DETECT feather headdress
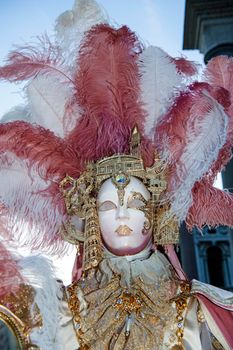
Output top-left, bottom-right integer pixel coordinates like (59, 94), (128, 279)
(1, 0), (233, 257)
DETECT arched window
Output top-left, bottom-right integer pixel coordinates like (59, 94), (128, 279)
(207, 245), (224, 288)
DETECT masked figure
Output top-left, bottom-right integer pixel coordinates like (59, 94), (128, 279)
(0, 1), (232, 349)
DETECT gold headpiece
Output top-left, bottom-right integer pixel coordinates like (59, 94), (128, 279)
(60, 127), (179, 270)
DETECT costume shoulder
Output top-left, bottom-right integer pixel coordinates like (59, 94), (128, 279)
(191, 279), (233, 350)
(191, 279), (233, 309)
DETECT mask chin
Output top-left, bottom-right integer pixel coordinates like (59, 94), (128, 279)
(102, 233), (152, 256)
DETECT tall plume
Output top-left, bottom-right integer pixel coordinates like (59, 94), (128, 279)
(156, 85), (228, 222)
(0, 36), (78, 137)
(68, 25), (145, 161)
(138, 46), (187, 139)
(204, 56), (233, 176)
(55, 0), (108, 66)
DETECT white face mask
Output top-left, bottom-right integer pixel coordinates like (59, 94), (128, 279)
(97, 176), (152, 256)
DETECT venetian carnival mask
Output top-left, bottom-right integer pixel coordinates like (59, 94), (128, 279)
(97, 176), (152, 256)
(60, 127), (180, 271)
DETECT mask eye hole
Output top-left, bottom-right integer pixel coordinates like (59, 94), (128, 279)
(98, 201), (117, 212)
(127, 198), (145, 210)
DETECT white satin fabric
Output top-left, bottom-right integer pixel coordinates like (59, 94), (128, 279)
(192, 279), (233, 350)
(192, 279), (233, 309)
(57, 287), (80, 350)
(182, 297), (217, 350)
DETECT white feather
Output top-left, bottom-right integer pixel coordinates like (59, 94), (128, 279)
(27, 74), (79, 137)
(0, 105), (32, 123)
(169, 95), (228, 221)
(2, 1), (108, 137)
(138, 46), (184, 139)
(55, 0), (108, 66)
(19, 255), (63, 349)
(0, 152), (66, 252)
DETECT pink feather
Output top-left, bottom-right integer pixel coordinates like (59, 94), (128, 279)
(0, 121), (79, 180)
(204, 56), (233, 176)
(156, 82), (230, 171)
(205, 56), (233, 99)
(186, 179), (233, 229)
(0, 242), (25, 298)
(0, 122), (81, 253)
(67, 25), (146, 162)
(0, 36), (72, 84)
(155, 83), (218, 166)
(171, 57), (198, 76)
(155, 82), (228, 221)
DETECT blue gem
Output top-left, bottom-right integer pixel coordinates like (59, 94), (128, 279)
(116, 174), (126, 183)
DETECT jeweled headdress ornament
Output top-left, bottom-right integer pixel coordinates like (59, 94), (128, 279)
(0, 0), (233, 268)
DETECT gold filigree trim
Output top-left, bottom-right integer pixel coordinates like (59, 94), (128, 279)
(0, 306), (40, 349)
(197, 303), (205, 323)
(171, 282), (191, 350)
(0, 284), (42, 350)
(66, 282), (89, 350)
(0, 284), (42, 332)
(113, 291), (142, 315)
(212, 337), (225, 350)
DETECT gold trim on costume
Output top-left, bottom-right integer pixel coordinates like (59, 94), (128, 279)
(171, 282), (191, 350)
(0, 284), (42, 349)
(66, 269), (180, 350)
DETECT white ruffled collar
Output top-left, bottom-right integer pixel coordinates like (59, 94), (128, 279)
(97, 245), (174, 288)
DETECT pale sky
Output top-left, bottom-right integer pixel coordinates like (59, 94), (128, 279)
(0, 0), (203, 117)
(0, 1), (222, 284)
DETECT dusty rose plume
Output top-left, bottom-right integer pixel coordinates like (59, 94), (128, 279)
(204, 56), (233, 176)
(68, 24), (146, 162)
(0, 242), (24, 298)
(187, 180), (233, 229)
(0, 121), (80, 254)
(0, 36), (69, 83)
(0, 121), (80, 181)
(172, 56), (198, 76)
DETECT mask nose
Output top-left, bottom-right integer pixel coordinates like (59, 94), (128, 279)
(115, 204), (129, 220)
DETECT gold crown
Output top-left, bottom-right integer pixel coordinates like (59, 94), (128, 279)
(60, 126), (167, 215)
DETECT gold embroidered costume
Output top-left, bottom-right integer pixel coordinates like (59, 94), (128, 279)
(0, 1), (232, 349)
